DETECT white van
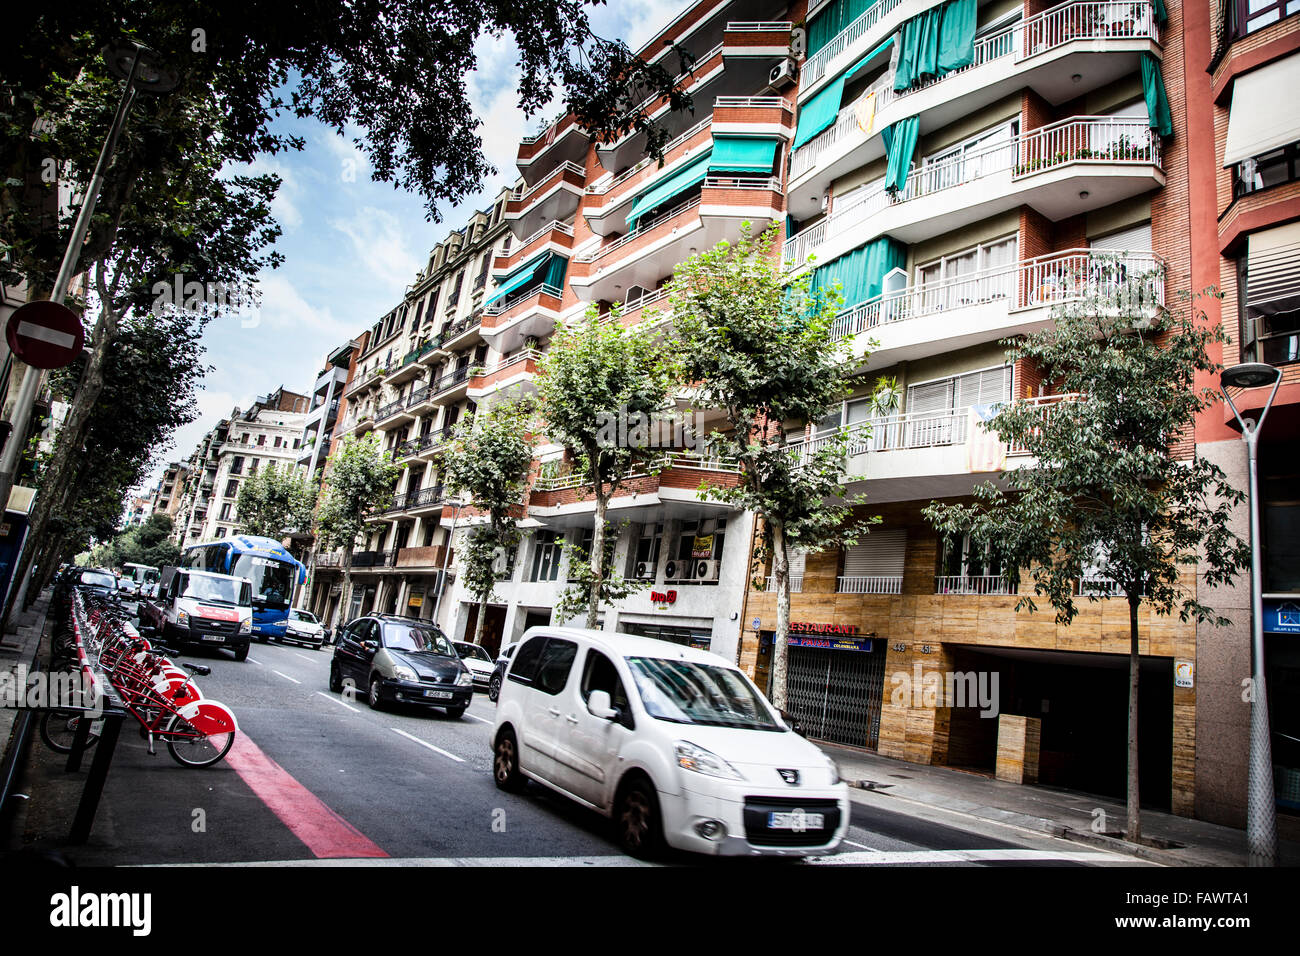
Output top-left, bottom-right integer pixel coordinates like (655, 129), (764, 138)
(491, 627), (848, 858)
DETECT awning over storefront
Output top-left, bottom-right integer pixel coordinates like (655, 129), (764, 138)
(709, 136), (779, 174)
(626, 150), (712, 229)
(1223, 52), (1300, 167)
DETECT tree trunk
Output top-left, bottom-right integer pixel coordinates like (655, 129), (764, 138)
(474, 587), (490, 645)
(770, 518), (791, 710)
(1126, 593), (1142, 843)
(340, 547), (354, 625)
(586, 479), (609, 631)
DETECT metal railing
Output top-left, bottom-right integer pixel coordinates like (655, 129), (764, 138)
(577, 197), (701, 264)
(725, 21), (793, 31)
(838, 575), (903, 594)
(1079, 576), (1124, 597)
(802, 0), (906, 87)
(785, 118), (1160, 270)
(714, 95), (787, 108)
(512, 219), (574, 252)
(825, 250), (1165, 342)
(585, 118), (712, 196)
(764, 574), (804, 592)
(405, 383), (431, 408)
(935, 575), (1016, 595)
(510, 162), (585, 202)
(532, 451), (741, 492)
(430, 365), (472, 396)
(472, 348), (542, 381)
(376, 399), (405, 422)
(484, 282), (563, 316)
(703, 174), (782, 191)
(597, 286), (672, 323)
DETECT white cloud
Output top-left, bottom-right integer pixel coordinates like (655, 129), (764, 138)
(327, 206), (424, 293)
(244, 155), (303, 231)
(316, 129), (371, 187)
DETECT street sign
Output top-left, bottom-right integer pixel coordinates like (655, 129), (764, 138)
(5, 301), (84, 370)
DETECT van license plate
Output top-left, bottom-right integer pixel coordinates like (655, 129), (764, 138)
(424, 690), (453, 699)
(201, 635), (225, 643)
(768, 811), (824, 830)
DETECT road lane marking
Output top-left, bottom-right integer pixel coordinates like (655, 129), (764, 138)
(317, 691), (359, 713)
(464, 713), (491, 724)
(810, 848), (1126, 865)
(222, 734), (387, 859)
(272, 669), (301, 684)
(247, 657), (263, 665)
(295, 653), (316, 662)
(390, 727), (465, 762)
(140, 855), (653, 867)
(843, 839), (876, 850)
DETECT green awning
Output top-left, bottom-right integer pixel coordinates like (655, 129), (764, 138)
(895, 0), (976, 92)
(709, 136), (779, 174)
(1153, 0), (1167, 25)
(938, 0), (977, 73)
(810, 236), (909, 311)
(792, 37), (894, 151)
(626, 150), (712, 230)
(485, 251), (560, 306)
(1141, 53), (1173, 138)
(881, 117), (920, 192)
(808, 0), (882, 59)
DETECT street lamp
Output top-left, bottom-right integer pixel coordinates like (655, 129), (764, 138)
(432, 500), (463, 625)
(1220, 361), (1283, 867)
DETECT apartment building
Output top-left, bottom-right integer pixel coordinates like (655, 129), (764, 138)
(735, 0), (1204, 815)
(1187, 1), (1300, 828)
(148, 462), (189, 521)
(298, 341), (358, 486)
(172, 387), (309, 544)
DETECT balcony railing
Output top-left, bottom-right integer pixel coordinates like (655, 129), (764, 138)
(764, 574), (804, 592)
(474, 348), (542, 380)
(513, 219), (574, 252)
(597, 286), (672, 323)
(785, 118), (1160, 270)
(802, 0), (906, 87)
(838, 574), (903, 594)
(792, 1), (1160, 178)
(703, 174), (782, 191)
(935, 575), (1016, 595)
(713, 95), (787, 108)
(428, 365), (472, 396)
(376, 399), (405, 422)
(510, 162), (585, 202)
(725, 21), (793, 31)
(585, 118), (712, 196)
(405, 383), (431, 408)
(826, 250), (1165, 342)
(1079, 576), (1123, 597)
(484, 282), (563, 316)
(577, 197), (702, 264)
(533, 451), (741, 492)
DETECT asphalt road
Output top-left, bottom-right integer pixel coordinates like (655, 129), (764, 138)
(8, 637), (1144, 867)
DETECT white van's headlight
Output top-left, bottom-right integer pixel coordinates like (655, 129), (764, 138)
(676, 742), (744, 780)
(239, 618), (251, 634)
(826, 756), (842, 786)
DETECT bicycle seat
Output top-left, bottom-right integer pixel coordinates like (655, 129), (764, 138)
(182, 663), (211, 676)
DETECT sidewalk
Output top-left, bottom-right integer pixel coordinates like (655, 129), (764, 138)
(818, 740), (1300, 867)
(0, 591), (53, 811)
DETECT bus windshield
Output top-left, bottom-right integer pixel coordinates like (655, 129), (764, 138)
(231, 554), (295, 609)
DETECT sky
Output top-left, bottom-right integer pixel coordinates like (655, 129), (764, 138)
(143, 0), (685, 493)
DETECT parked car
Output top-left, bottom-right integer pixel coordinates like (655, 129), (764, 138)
(490, 627), (848, 859)
(280, 608), (326, 649)
(487, 642), (518, 702)
(453, 640), (496, 690)
(139, 567), (254, 661)
(53, 567), (119, 618)
(328, 615), (473, 717)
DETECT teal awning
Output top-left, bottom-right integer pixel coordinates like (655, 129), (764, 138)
(626, 151), (712, 230)
(808, 0), (882, 58)
(485, 251), (564, 306)
(881, 117), (920, 192)
(792, 37), (894, 151)
(1153, 0), (1167, 25)
(810, 236), (909, 311)
(1141, 53), (1173, 138)
(894, 0), (976, 92)
(709, 136), (779, 174)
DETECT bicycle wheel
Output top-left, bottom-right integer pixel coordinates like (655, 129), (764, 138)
(163, 712), (235, 768)
(39, 710), (100, 754)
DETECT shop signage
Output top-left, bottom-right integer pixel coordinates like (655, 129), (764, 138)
(789, 635), (875, 653)
(789, 621), (857, 635)
(752, 617), (761, 630)
(1264, 600), (1300, 634)
(650, 589), (677, 605)
(1174, 659), (1194, 688)
(691, 535), (714, 559)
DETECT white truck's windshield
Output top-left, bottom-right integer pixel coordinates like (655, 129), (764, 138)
(180, 573), (251, 607)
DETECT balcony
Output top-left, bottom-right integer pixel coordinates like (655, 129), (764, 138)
(516, 114), (589, 187)
(345, 367), (384, 398)
(396, 545), (454, 570)
(505, 162), (586, 239)
(387, 339), (439, 385)
(828, 249), (1165, 370)
(527, 452), (742, 519)
(436, 313), (482, 354)
(935, 574), (1017, 595)
(763, 574), (804, 593)
(428, 365), (472, 404)
(406, 484), (447, 515)
(467, 349), (542, 401)
(481, 282), (565, 353)
(404, 382), (432, 416)
(375, 397), (410, 428)
(721, 21), (794, 59)
(785, 394), (1081, 503)
(397, 426), (456, 461)
(492, 220), (575, 275)
(570, 175), (782, 303)
(789, 1), (1163, 219)
(711, 95), (796, 139)
(785, 117), (1163, 276)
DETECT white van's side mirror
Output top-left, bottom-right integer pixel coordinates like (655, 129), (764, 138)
(587, 690), (617, 720)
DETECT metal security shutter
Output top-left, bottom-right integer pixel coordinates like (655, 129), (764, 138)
(786, 646), (888, 748)
(1247, 221), (1300, 318)
(1090, 222), (1152, 252)
(955, 366), (1012, 407)
(842, 528), (906, 575)
(787, 549), (807, 577)
(907, 379), (954, 414)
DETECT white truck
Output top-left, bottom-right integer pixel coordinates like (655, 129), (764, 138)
(141, 567), (255, 661)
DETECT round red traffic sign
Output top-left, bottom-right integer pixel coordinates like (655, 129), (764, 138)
(5, 300), (85, 370)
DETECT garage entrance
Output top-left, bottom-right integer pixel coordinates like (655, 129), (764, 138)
(784, 639), (887, 749)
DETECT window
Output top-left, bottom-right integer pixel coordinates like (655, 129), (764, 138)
(529, 531), (563, 581)
(219, 503), (232, 521)
(533, 638), (578, 696)
(224, 479), (239, 498)
(627, 523), (662, 580)
(567, 528), (595, 582)
(915, 236), (1017, 313)
(938, 534), (1011, 593)
(257, 434), (266, 446)
(274, 436), (282, 448)
(1239, 222), (1300, 367)
(581, 650), (633, 728)
(920, 121), (1018, 193)
(230, 456), (244, 475)
(508, 635), (548, 684)
(215, 527), (227, 538)
(248, 458), (259, 474)
(448, 271), (464, 304)
(667, 517), (726, 583)
(1234, 142), (1300, 198)
(474, 252), (491, 291)
(1231, 0), (1300, 37)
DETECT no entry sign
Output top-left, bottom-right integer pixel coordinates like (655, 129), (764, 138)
(5, 300), (85, 369)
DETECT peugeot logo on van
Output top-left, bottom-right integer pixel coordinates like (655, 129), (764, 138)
(778, 768), (800, 785)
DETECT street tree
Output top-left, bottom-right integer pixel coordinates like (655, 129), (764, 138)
(922, 276), (1250, 844)
(536, 309), (679, 628)
(235, 463), (317, 540)
(443, 400), (536, 645)
(668, 223), (900, 709)
(314, 433), (400, 625)
(92, 513), (181, 570)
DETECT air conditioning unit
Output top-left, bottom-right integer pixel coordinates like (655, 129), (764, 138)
(664, 560), (679, 579)
(635, 561), (655, 580)
(694, 559), (718, 580)
(769, 58), (798, 89)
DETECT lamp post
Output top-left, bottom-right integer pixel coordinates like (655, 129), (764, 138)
(1219, 361), (1283, 867)
(432, 500), (463, 626)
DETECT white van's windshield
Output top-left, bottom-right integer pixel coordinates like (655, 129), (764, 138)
(180, 573), (251, 607)
(625, 657), (784, 731)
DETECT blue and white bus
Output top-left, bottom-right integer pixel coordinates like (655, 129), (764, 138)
(182, 534), (306, 641)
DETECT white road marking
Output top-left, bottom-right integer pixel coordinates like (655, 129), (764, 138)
(842, 839), (876, 851)
(295, 653), (315, 663)
(272, 669), (301, 684)
(464, 713), (491, 724)
(247, 657), (262, 665)
(390, 727), (465, 762)
(811, 848), (1127, 865)
(316, 691), (359, 713)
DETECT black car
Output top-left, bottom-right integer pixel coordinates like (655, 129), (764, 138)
(52, 566), (119, 614)
(328, 614), (474, 717)
(486, 641), (519, 702)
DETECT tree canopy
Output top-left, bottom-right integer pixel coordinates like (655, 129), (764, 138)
(235, 462), (316, 539)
